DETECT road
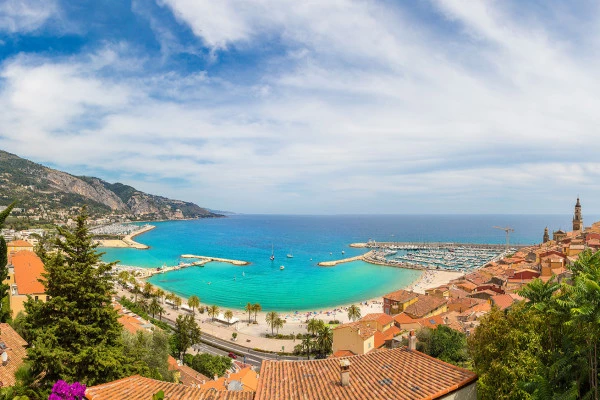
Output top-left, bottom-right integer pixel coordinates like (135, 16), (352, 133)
(162, 316), (305, 368)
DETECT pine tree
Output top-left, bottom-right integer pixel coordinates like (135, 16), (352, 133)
(0, 201), (16, 322)
(23, 207), (128, 388)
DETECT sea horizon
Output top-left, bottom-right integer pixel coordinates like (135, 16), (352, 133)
(102, 213), (594, 311)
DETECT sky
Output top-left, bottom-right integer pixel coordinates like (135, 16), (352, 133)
(0, 0), (599, 214)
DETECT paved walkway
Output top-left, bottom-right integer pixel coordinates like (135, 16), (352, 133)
(115, 286), (297, 353)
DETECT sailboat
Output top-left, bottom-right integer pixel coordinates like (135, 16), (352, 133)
(286, 250), (294, 258)
(270, 243), (275, 261)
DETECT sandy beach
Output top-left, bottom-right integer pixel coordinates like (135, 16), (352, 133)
(97, 225), (155, 249)
(128, 268), (460, 335)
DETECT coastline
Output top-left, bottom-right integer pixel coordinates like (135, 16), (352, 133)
(138, 266), (460, 317)
(96, 224), (155, 249)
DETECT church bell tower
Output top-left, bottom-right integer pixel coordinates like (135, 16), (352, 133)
(573, 197), (583, 232)
(543, 227), (549, 243)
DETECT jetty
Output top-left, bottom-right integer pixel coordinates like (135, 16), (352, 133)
(318, 251), (373, 267)
(181, 254), (250, 266)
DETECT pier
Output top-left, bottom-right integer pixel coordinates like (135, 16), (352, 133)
(180, 254), (250, 266)
(317, 251), (373, 266)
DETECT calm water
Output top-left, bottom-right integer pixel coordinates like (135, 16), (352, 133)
(101, 214), (584, 311)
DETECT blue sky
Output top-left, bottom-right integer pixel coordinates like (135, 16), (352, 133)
(1, 0), (599, 214)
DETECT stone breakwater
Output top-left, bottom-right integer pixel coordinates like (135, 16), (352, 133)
(317, 251), (373, 266)
(180, 254), (250, 266)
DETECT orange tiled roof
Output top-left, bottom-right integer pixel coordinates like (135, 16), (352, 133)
(85, 375), (254, 400)
(331, 350), (356, 358)
(360, 313), (394, 326)
(374, 325), (401, 347)
(334, 322), (377, 340)
(254, 348), (477, 400)
(168, 357), (210, 387)
(11, 251), (45, 294)
(118, 314), (149, 334)
(393, 312), (416, 325)
(383, 289), (419, 303)
(200, 367), (258, 392)
(6, 240), (33, 248)
(0, 323), (28, 387)
(404, 296), (447, 319)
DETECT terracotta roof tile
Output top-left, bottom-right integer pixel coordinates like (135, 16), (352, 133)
(6, 240), (33, 247)
(404, 296), (447, 319)
(333, 322), (377, 340)
(85, 375), (254, 400)
(0, 323), (28, 387)
(383, 289), (419, 303)
(254, 348), (477, 400)
(360, 313), (394, 326)
(491, 294), (514, 310)
(11, 251), (45, 294)
(331, 350), (356, 358)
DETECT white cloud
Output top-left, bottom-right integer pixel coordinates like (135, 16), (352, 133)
(1, 1), (600, 213)
(0, 0), (59, 33)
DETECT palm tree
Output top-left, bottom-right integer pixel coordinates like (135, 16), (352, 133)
(518, 277), (559, 307)
(307, 318), (322, 337)
(117, 270), (130, 287)
(149, 297), (161, 318)
(347, 304), (361, 322)
(302, 337), (312, 359)
(136, 297), (148, 313)
(165, 293), (175, 308)
(188, 295), (201, 315)
(266, 311), (280, 335)
(245, 303), (253, 323)
(143, 282), (154, 298)
(253, 303), (262, 323)
(316, 326), (333, 356)
(274, 317), (285, 334)
(132, 281), (141, 303)
(174, 296), (182, 310)
(224, 310), (234, 324)
(208, 305), (220, 321)
(157, 304), (165, 321)
(155, 288), (165, 303)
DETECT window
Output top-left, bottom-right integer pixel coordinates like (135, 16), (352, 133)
(46, 296), (50, 301)
(35, 296), (38, 301)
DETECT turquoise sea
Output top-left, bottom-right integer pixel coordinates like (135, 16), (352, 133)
(101, 214), (586, 311)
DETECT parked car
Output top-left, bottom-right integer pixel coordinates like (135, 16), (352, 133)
(228, 352), (238, 359)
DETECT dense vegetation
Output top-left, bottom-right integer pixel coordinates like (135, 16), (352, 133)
(0, 202), (16, 322)
(469, 250), (600, 400)
(0, 209), (182, 399)
(183, 353), (233, 378)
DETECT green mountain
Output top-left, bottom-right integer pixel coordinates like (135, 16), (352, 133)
(0, 149), (220, 220)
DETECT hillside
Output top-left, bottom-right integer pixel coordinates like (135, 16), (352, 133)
(0, 149), (220, 221)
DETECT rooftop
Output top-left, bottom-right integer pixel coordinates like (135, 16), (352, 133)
(0, 323), (28, 387)
(85, 375), (254, 400)
(359, 313), (394, 326)
(404, 296), (448, 319)
(254, 347), (477, 400)
(383, 289), (419, 303)
(11, 251), (45, 294)
(6, 240), (33, 248)
(334, 322), (377, 340)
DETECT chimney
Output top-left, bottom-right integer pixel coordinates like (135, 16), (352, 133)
(408, 330), (417, 351)
(214, 374), (218, 381)
(340, 359), (351, 387)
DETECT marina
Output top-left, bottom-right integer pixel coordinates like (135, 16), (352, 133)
(362, 243), (510, 272)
